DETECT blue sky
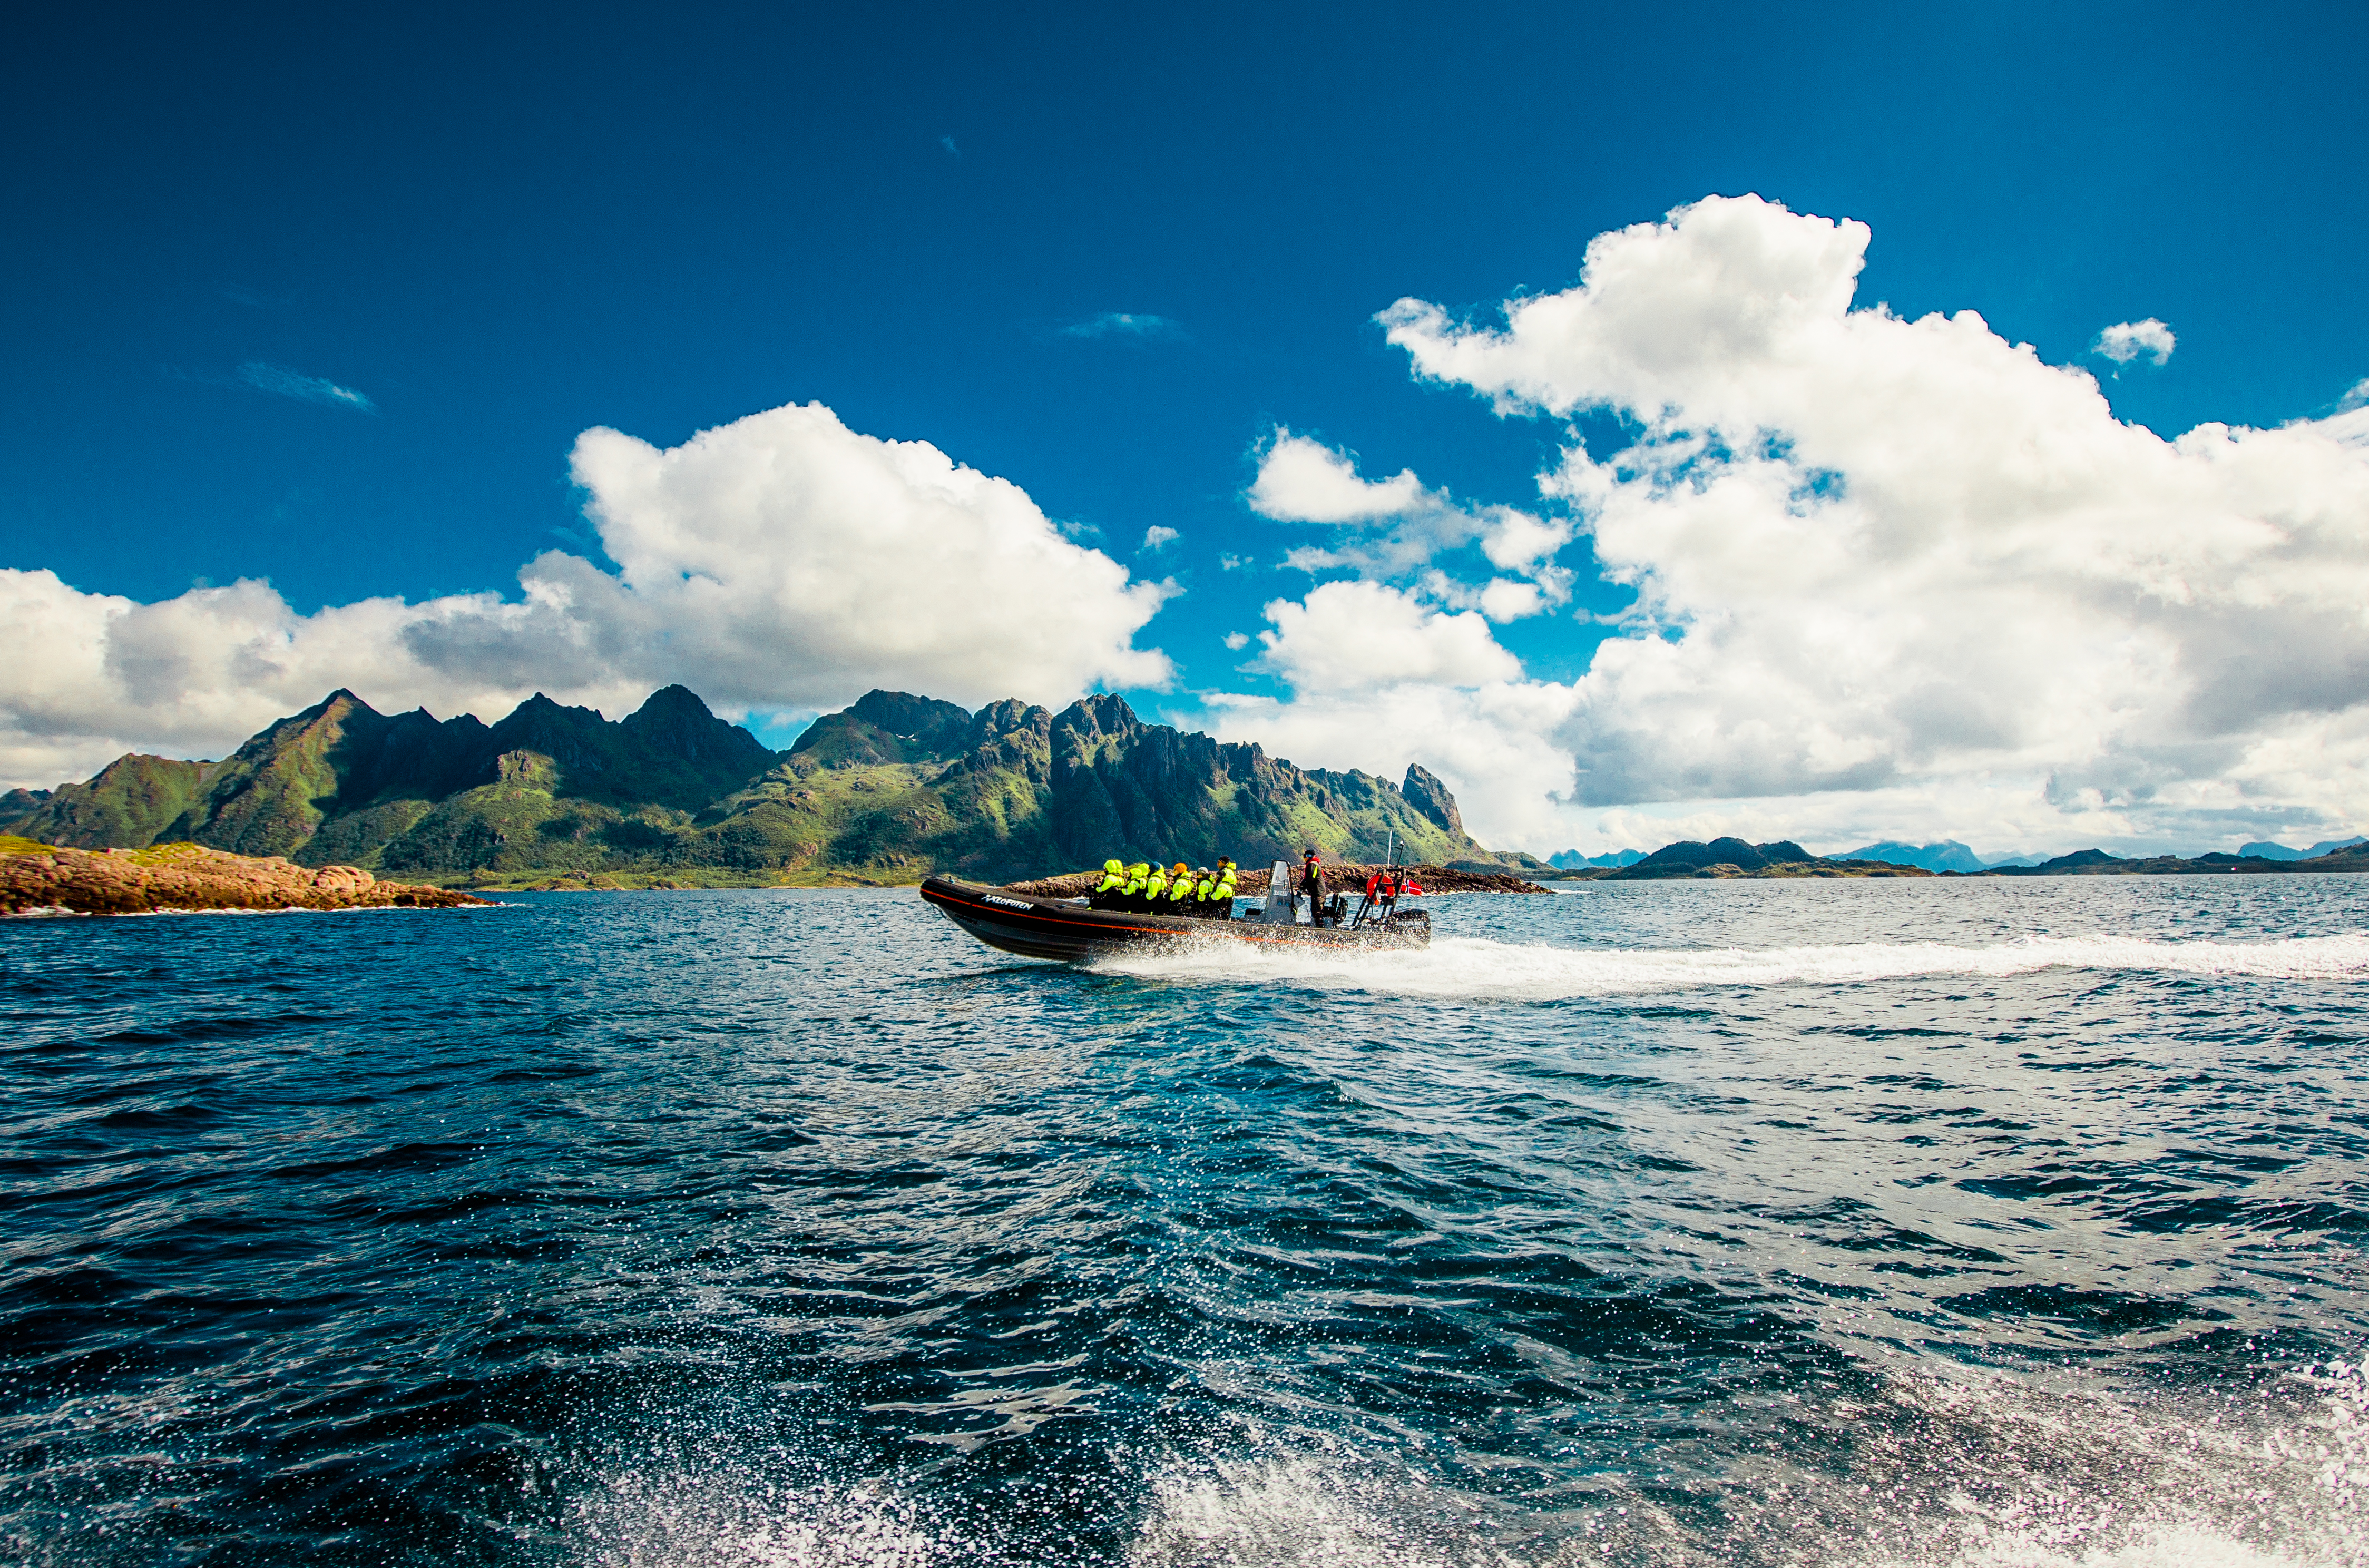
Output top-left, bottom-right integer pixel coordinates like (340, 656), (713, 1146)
(4, 1), (2366, 855)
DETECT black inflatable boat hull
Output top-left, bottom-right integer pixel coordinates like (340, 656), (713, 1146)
(918, 876), (1430, 963)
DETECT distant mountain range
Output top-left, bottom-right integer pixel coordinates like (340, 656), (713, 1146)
(1978, 844), (2369, 876)
(1570, 839), (1934, 879)
(11, 690), (2356, 891)
(1544, 837), (2369, 880)
(1551, 836), (2366, 876)
(2238, 837), (2366, 861)
(1548, 848), (1644, 869)
(1833, 840), (2030, 873)
(0, 687), (1536, 888)
(1551, 839), (2008, 873)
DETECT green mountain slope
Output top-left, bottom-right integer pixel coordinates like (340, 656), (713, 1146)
(4, 685), (1524, 887)
(0, 755), (220, 848)
(700, 689), (1502, 884)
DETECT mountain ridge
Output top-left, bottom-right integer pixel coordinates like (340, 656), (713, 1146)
(0, 686), (1529, 888)
(1543, 838), (2369, 880)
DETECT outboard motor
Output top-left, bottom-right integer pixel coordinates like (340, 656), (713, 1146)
(1261, 861), (1298, 924)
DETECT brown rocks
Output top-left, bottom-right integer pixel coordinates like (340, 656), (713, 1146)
(1002, 870), (1105, 898)
(0, 837), (490, 916)
(1319, 864), (1551, 895)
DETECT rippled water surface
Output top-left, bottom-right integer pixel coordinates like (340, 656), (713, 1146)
(5, 878), (2368, 1566)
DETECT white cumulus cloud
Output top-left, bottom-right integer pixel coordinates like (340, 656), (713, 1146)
(1207, 194), (2369, 856)
(1248, 432), (1434, 523)
(1202, 581), (1578, 846)
(1246, 432), (1573, 619)
(1208, 677), (1582, 849)
(2093, 318), (2177, 366)
(1255, 580), (1522, 693)
(0, 401), (1174, 788)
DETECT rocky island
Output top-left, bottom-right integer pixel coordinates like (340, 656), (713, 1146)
(0, 837), (489, 916)
(1552, 838), (1934, 879)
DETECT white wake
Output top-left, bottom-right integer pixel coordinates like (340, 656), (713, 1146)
(1089, 932), (2369, 999)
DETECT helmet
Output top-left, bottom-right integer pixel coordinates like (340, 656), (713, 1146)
(1104, 858), (1122, 872)
(1195, 867), (1210, 878)
(1173, 861), (1190, 875)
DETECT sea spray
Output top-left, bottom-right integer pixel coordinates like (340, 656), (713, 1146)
(1091, 932), (2369, 999)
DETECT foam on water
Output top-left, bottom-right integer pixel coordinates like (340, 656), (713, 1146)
(567, 1471), (954, 1568)
(1113, 1360), (2369, 1568)
(552, 1362), (2369, 1568)
(1090, 932), (2369, 999)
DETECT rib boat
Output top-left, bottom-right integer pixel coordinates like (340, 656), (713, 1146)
(919, 864), (1431, 963)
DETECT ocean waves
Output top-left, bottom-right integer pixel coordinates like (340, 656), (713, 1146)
(3, 880), (2366, 1565)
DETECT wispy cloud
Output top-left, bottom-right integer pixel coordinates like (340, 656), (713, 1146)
(1060, 311), (1184, 341)
(1141, 525), (1179, 551)
(236, 361), (377, 413)
(2339, 378), (2369, 414)
(2092, 318), (2175, 367)
(940, 134), (960, 158)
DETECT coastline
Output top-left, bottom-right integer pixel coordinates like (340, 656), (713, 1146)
(1, 837), (490, 916)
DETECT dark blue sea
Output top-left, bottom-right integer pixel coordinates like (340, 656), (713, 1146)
(6, 879), (2368, 1567)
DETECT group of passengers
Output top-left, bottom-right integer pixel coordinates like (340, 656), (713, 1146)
(1087, 857), (1239, 917)
(1080, 848), (1415, 925)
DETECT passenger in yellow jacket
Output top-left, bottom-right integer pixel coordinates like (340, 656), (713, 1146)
(1164, 862), (1197, 912)
(1090, 859), (1127, 908)
(1140, 864), (1169, 912)
(1206, 863), (1237, 917)
(1190, 869), (1216, 918)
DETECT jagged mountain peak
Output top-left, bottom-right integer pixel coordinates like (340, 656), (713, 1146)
(793, 690), (972, 767)
(1058, 693), (1140, 731)
(620, 686), (774, 773)
(846, 689), (972, 741)
(1402, 765), (1463, 837)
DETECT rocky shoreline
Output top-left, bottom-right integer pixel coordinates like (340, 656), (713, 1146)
(0, 837), (490, 916)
